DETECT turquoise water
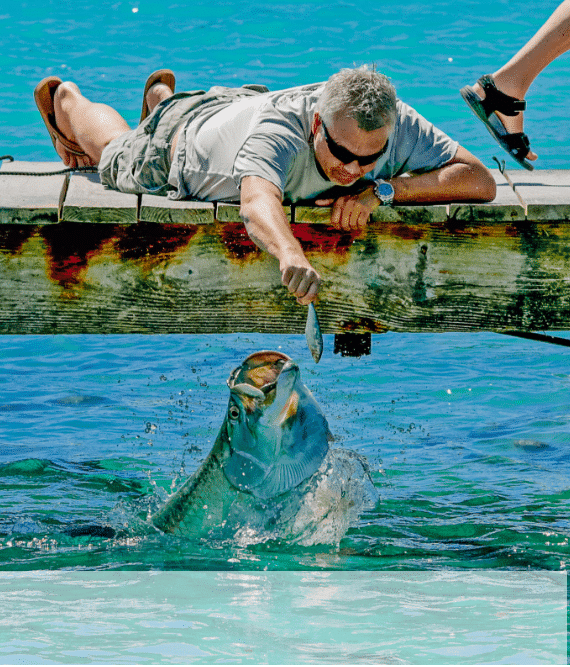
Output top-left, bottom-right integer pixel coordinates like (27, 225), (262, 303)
(1, 0), (569, 662)
(0, 333), (568, 662)
(1, 331), (570, 572)
(0, 571), (566, 664)
(1, 330), (570, 572)
(3, 0), (570, 168)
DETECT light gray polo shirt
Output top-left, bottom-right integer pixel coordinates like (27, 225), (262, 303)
(168, 82), (459, 203)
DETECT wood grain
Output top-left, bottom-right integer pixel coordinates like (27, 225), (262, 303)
(1, 217), (570, 334)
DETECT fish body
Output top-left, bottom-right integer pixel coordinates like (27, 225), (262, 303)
(152, 351), (377, 545)
(305, 303), (323, 363)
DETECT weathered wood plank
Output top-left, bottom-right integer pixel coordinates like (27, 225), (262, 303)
(61, 172), (138, 223)
(449, 172), (526, 222)
(2, 217), (570, 334)
(295, 202), (449, 225)
(140, 195), (215, 224)
(217, 202), (292, 222)
(371, 202), (448, 224)
(0, 161), (67, 224)
(509, 169), (570, 221)
(295, 170), (521, 224)
(3, 165), (566, 226)
(4, 163), (570, 336)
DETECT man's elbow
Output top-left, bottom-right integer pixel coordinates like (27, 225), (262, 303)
(469, 164), (497, 202)
(451, 147), (497, 202)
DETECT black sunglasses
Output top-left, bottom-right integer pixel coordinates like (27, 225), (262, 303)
(321, 121), (388, 166)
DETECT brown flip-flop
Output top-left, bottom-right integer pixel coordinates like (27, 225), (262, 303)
(34, 76), (86, 158)
(140, 69), (176, 123)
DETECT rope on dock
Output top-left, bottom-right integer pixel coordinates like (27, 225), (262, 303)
(0, 154), (97, 176)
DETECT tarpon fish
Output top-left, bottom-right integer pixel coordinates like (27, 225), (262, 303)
(152, 350), (377, 546)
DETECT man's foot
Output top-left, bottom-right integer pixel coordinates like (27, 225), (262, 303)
(471, 74), (538, 162)
(460, 73), (537, 170)
(140, 69), (176, 123)
(146, 83), (175, 112)
(34, 77), (95, 169)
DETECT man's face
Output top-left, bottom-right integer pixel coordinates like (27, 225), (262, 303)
(312, 112), (391, 186)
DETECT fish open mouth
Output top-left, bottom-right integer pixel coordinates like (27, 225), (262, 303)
(227, 350), (291, 400)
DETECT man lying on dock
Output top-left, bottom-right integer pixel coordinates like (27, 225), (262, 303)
(34, 66), (496, 304)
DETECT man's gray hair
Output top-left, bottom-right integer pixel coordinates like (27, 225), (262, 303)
(316, 65), (397, 131)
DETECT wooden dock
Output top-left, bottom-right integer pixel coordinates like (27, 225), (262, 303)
(2, 159), (570, 339)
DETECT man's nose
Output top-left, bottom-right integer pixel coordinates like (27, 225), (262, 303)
(344, 160), (362, 176)
(344, 160), (372, 179)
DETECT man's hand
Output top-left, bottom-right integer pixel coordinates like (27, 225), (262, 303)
(315, 187), (379, 232)
(281, 261), (321, 305)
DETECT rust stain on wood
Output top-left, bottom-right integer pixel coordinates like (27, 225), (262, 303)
(216, 221), (360, 263)
(217, 221), (260, 261)
(39, 222), (200, 287)
(0, 225), (37, 254)
(2, 214), (570, 335)
(291, 223), (359, 254)
(115, 222), (199, 261)
(42, 223), (117, 287)
(383, 223), (425, 241)
(339, 317), (389, 333)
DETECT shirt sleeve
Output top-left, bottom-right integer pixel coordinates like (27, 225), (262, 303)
(232, 107), (309, 194)
(383, 101), (459, 178)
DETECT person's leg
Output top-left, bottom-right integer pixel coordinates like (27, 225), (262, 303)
(139, 70), (175, 123)
(470, 0), (570, 160)
(493, 0), (570, 99)
(53, 82), (130, 168)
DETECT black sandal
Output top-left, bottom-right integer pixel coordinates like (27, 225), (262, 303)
(460, 74), (534, 171)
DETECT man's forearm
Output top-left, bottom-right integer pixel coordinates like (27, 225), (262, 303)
(390, 161), (496, 204)
(239, 175), (321, 304)
(389, 147), (496, 204)
(240, 191), (305, 265)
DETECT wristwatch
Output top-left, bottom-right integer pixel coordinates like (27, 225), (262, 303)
(372, 178), (395, 206)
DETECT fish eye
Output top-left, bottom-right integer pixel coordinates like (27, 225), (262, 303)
(228, 405), (240, 420)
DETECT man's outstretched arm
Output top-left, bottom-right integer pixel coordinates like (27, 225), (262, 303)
(239, 175), (321, 305)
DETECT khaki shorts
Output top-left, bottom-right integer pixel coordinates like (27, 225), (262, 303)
(99, 85), (270, 197)
(99, 90), (208, 196)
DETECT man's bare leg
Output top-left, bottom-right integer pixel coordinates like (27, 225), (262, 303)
(53, 82), (130, 169)
(469, 0), (570, 161)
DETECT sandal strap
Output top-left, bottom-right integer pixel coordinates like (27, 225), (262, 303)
(47, 116), (85, 156)
(478, 74), (526, 116)
(502, 131), (531, 160)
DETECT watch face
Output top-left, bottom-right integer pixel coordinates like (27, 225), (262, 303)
(377, 182), (393, 197)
